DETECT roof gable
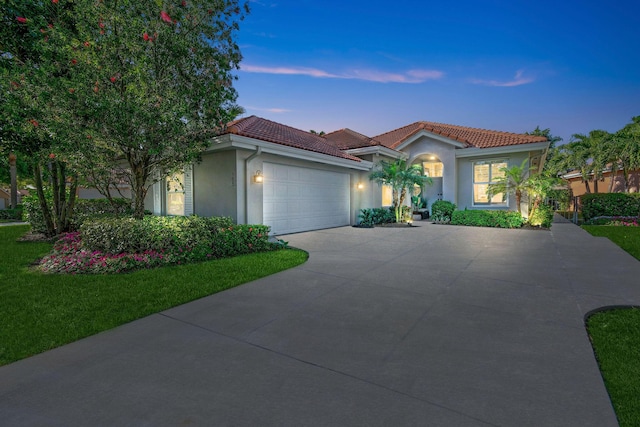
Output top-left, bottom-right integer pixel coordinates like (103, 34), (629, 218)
(225, 116), (361, 162)
(323, 128), (384, 150)
(373, 121), (548, 150)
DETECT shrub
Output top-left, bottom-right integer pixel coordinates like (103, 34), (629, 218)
(42, 216), (275, 274)
(357, 209), (375, 227)
(451, 209), (524, 228)
(528, 203), (554, 228)
(584, 216), (640, 226)
(81, 215), (235, 254)
(70, 198), (133, 229)
(581, 193), (640, 222)
(0, 207), (23, 221)
(22, 191), (52, 233)
(358, 207), (397, 226)
(431, 200), (456, 222)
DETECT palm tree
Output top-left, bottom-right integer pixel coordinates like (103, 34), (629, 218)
(487, 159), (532, 215)
(558, 135), (595, 193)
(369, 159), (432, 223)
(611, 117), (640, 192)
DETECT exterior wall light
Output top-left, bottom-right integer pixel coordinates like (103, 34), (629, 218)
(253, 170), (263, 183)
(356, 182), (364, 190)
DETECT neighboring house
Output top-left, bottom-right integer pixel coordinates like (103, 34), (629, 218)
(563, 167), (640, 198)
(0, 189), (9, 210)
(147, 116), (549, 235)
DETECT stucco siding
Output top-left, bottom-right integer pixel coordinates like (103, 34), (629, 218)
(456, 152), (530, 212)
(193, 150), (238, 220)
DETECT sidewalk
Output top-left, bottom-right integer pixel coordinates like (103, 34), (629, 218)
(0, 219), (638, 426)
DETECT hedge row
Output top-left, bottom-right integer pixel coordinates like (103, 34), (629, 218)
(450, 209), (525, 228)
(23, 193), (133, 233)
(581, 193), (640, 222)
(0, 208), (23, 221)
(80, 215), (273, 258)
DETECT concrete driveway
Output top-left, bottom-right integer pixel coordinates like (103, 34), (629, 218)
(1, 219), (639, 426)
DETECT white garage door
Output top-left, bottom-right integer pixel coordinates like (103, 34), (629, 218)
(263, 163), (350, 235)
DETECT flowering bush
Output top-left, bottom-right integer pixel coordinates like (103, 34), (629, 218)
(585, 216), (640, 227)
(40, 217), (279, 274)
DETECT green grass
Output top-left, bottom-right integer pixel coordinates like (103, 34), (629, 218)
(582, 225), (640, 260)
(0, 225), (308, 366)
(582, 224), (640, 424)
(588, 308), (640, 426)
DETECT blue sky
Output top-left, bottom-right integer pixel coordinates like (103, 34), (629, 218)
(234, 0), (640, 143)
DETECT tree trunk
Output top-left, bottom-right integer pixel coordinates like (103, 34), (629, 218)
(593, 178), (599, 193)
(132, 163), (148, 219)
(608, 165), (618, 193)
(8, 152), (18, 208)
(584, 180), (591, 194)
(515, 190), (522, 215)
(33, 162), (56, 236)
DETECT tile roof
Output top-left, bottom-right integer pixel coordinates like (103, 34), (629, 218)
(373, 121), (549, 149)
(323, 128), (384, 150)
(225, 116), (362, 162)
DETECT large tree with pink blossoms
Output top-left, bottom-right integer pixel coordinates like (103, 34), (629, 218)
(2, 0), (248, 226)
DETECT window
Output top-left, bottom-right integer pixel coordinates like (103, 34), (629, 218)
(166, 172), (185, 215)
(382, 184), (393, 206)
(422, 161), (443, 178)
(473, 160), (507, 205)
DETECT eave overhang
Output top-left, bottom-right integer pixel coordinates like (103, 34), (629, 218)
(455, 141), (550, 159)
(209, 134), (373, 171)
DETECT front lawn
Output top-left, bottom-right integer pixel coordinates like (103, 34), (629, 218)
(582, 225), (640, 260)
(0, 225), (307, 366)
(587, 308), (640, 427)
(582, 224), (640, 425)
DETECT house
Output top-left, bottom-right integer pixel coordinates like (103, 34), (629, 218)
(563, 167), (640, 197)
(0, 189), (9, 210)
(147, 116), (550, 235)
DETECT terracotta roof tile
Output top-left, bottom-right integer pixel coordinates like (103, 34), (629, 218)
(373, 121), (548, 149)
(323, 128), (384, 150)
(225, 116), (362, 162)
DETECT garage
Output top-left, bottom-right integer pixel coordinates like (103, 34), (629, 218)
(263, 162), (351, 235)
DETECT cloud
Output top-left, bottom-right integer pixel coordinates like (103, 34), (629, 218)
(470, 69), (535, 87)
(241, 64), (444, 84)
(245, 105), (292, 113)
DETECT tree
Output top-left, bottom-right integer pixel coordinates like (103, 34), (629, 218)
(369, 159), (432, 223)
(2, 0), (248, 227)
(610, 117), (640, 192)
(526, 126), (562, 150)
(1, 0), (81, 235)
(66, 0), (248, 218)
(487, 159), (532, 215)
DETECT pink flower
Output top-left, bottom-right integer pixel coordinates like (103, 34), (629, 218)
(30, 119), (39, 127)
(110, 76), (117, 83)
(17, 17), (27, 23)
(71, 58), (77, 65)
(160, 10), (173, 23)
(52, 0), (58, 3)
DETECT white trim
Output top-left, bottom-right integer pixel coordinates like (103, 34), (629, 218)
(344, 146), (406, 159)
(394, 130), (468, 151)
(471, 159), (509, 207)
(456, 141), (549, 158)
(209, 134), (373, 171)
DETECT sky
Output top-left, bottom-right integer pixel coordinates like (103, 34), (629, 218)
(233, 0), (640, 144)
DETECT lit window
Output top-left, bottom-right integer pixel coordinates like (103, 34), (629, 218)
(422, 161), (443, 178)
(166, 172), (185, 215)
(382, 184), (393, 206)
(473, 160), (507, 205)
